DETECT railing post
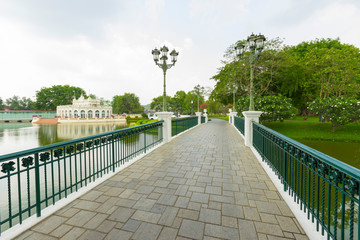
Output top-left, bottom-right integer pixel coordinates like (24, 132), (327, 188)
(34, 153), (41, 217)
(156, 112), (173, 143)
(195, 112), (201, 125)
(112, 134), (115, 172)
(242, 111), (262, 147)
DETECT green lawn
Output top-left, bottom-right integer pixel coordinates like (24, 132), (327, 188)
(263, 116), (360, 142)
(208, 115), (229, 121)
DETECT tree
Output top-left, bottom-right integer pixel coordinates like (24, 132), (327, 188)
(150, 95), (173, 112)
(193, 84), (206, 112)
(5, 96), (35, 110)
(0, 97), (3, 110)
(112, 93), (144, 114)
(35, 85), (86, 110)
(308, 97), (360, 132)
(236, 95), (297, 122)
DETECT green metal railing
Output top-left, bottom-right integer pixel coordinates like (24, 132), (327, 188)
(171, 117), (198, 136)
(0, 111), (56, 120)
(234, 116), (244, 135)
(252, 122), (359, 240)
(0, 121), (163, 235)
(201, 116), (205, 124)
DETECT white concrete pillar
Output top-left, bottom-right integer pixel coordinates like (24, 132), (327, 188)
(228, 109), (232, 124)
(242, 111), (262, 147)
(156, 112), (173, 143)
(204, 109), (208, 123)
(195, 112), (202, 125)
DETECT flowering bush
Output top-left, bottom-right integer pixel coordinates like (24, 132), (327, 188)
(32, 115), (38, 118)
(235, 95), (297, 122)
(308, 97), (360, 132)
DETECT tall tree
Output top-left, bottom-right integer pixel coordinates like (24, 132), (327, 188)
(0, 97), (4, 110)
(193, 84), (206, 112)
(5, 96), (35, 110)
(112, 93), (144, 114)
(35, 85), (86, 110)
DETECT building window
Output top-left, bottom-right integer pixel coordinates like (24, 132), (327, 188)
(88, 110), (93, 118)
(80, 110), (85, 118)
(95, 110), (100, 118)
(102, 110), (105, 118)
(74, 110), (78, 118)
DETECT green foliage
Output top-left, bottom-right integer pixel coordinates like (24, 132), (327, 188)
(35, 85), (86, 110)
(308, 97), (360, 132)
(235, 95), (296, 122)
(0, 97), (3, 110)
(150, 89), (205, 114)
(112, 93), (144, 114)
(141, 113), (148, 119)
(135, 119), (157, 126)
(211, 37), (360, 115)
(5, 95), (35, 110)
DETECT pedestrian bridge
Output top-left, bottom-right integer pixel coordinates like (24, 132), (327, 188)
(0, 116), (358, 239)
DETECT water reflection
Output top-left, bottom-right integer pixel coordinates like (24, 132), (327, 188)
(0, 122), (128, 155)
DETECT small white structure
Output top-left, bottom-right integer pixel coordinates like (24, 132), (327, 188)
(56, 95), (112, 119)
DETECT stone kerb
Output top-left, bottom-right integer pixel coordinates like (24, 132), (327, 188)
(242, 111), (262, 147)
(156, 112), (173, 143)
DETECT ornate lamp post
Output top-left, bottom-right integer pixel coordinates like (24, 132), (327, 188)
(235, 33), (266, 111)
(191, 100), (193, 115)
(232, 84), (238, 112)
(152, 46), (179, 112)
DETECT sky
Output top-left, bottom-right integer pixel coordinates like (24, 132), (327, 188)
(0, 0), (359, 105)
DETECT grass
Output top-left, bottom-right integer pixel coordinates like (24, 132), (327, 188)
(208, 114), (229, 121)
(263, 116), (360, 142)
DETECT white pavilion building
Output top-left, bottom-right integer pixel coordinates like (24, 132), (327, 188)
(56, 96), (112, 119)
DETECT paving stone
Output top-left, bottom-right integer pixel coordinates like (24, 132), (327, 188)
(104, 229), (132, 240)
(177, 209), (199, 220)
(158, 227), (178, 240)
(151, 204), (167, 213)
(136, 185), (155, 194)
(204, 224), (239, 240)
(260, 213), (278, 224)
(115, 199), (136, 208)
(131, 210), (161, 223)
(238, 219), (257, 240)
(19, 232), (57, 240)
(256, 200), (282, 215)
(108, 207), (135, 222)
(255, 222), (284, 237)
(199, 208), (221, 225)
(83, 213), (109, 229)
(222, 203), (244, 218)
(187, 201), (201, 210)
(190, 192), (209, 204)
(132, 222), (162, 240)
(205, 186), (222, 195)
(243, 206), (261, 221)
(66, 210), (97, 227)
(60, 227), (86, 240)
(96, 220), (117, 233)
(157, 194), (177, 205)
(49, 224), (72, 238)
(121, 219), (141, 232)
(178, 219), (204, 240)
(276, 216), (301, 233)
(175, 196), (190, 208)
(55, 207), (80, 218)
(78, 230), (106, 240)
(132, 198), (157, 211)
(32, 215), (67, 234)
(175, 185), (189, 196)
(81, 190), (104, 201)
(222, 216), (238, 228)
(158, 206), (179, 226)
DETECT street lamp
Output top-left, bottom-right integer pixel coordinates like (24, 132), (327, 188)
(235, 33), (266, 111)
(152, 45), (179, 112)
(191, 100), (193, 115)
(232, 84), (238, 112)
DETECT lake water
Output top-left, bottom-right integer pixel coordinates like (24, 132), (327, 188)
(0, 122), (129, 156)
(297, 139), (360, 170)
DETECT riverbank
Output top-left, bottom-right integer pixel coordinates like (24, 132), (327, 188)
(264, 116), (360, 142)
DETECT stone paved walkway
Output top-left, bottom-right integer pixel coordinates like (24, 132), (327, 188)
(15, 119), (308, 240)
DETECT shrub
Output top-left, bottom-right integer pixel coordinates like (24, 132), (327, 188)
(308, 97), (360, 132)
(235, 95), (297, 122)
(141, 113), (148, 119)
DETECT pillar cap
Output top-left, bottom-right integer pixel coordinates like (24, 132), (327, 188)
(242, 111), (262, 117)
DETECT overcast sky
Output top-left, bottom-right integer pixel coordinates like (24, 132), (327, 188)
(0, 0), (359, 105)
